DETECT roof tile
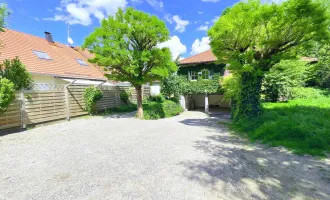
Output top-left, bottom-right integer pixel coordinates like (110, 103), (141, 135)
(180, 50), (216, 65)
(0, 29), (106, 80)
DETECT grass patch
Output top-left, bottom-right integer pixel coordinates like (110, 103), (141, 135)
(143, 100), (183, 120)
(231, 98), (330, 157)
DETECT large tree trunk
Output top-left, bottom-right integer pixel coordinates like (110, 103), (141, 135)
(233, 72), (263, 121)
(135, 85), (143, 119)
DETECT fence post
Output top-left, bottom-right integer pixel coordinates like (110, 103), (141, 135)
(64, 85), (70, 121)
(20, 90), (26, 129)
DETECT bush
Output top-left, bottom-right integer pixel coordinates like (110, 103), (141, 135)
(83, 86), (103, 114)
(231, 98), (330, 157)
(101, 103), (136, 115)
(290, 87), (329, 99)
(120, 90), (130, 104)
(162, 100), (184, 118)
(0, 78), (15, 113)
(161, 75), (187, 101)
(0, 57), (33, 90)
(262, 60), (307, 102)
(147, 94), (165, 103)
(143, 100), (183, 120)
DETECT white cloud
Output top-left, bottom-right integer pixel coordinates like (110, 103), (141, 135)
(191, 37), (210, 55)
(44, 0), (127, 26)
(34, 17), (40, 21)
(261, 0), (285, 4)
(145, 0), (164, 11)
(172, 15), (189, 33)
(164, 14), (172, 24)
(197, 25), (208, 31)
(198, 11), (203, 14)
(201, 0), (220, 2)
(158, 36), (187, 60)
(212, 16), (219, 23)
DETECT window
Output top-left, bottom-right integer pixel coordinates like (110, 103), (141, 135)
(32, 50), (52, 60)
(201, 70), (210, 79)
(76, 59), (88, 66)
(191, 71), (198, 80)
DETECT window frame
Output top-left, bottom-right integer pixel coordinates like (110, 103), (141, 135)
(201, 69), (210, 80)
(191, 71), (198, 81)
(32, 50), (52, 60)
(76, 58), (88, 66)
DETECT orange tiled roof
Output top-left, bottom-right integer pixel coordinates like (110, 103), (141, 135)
(180, 50), (217, 65)
(0, 29), (106, 80)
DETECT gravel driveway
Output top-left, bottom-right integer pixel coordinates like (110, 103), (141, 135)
(0, 111), (329, 200)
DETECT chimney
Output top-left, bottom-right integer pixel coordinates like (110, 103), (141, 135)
(44, 31), (54, 43)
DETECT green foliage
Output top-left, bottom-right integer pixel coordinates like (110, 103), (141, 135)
(290, 87), (329, 99)
(221, 74), (240, 101)
(147, 94), (165, 103)
(263, 60), (307, 102)
(0, 78), (15, 113)
(0, 3), (9, 32)
(83, 8), (176, 118)
(209, 0), (329, 121)
(0, 58), (33, 90)
(119, 90), (130, 104)
(83, 86), (103, 114)
(101, 103), (137, 115)
(143, 100), (183, 120)
(161, 74), (187, 100)
(231, 98), (330, 157)
(184, 74), (222, 95)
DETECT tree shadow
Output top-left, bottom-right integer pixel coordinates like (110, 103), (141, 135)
(179, 117), (330, 199)
(101, 111), (137, 119)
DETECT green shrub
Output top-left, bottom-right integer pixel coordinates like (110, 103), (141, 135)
(161, 75), (187, 100)
(290, 87), (329, 99)
(143, 102), (164, 120)
(143, 100), (183, 120)
(147, 94), (166, 103)
(0, 57), (33, 90)
(162, 100), (184, 118)
(0, 78), (15, 113)
(231, 98), (330, 157)
(83, 86), (103, 114)
(101, 103), (137, 115)
(185, 74), (222, 95)
(120, 90), (130, 104)
(262, 60), (307, 102)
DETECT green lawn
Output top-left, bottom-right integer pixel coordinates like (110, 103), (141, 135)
(231, 98), (330, 157)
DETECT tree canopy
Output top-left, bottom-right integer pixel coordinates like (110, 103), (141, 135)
(209, 0), (330, 121)
(83, 8), (176, 118)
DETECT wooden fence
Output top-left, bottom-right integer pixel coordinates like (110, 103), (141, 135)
(0, 84), (150, 130)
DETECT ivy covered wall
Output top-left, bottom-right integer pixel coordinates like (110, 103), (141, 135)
(178, 63), (226, 77)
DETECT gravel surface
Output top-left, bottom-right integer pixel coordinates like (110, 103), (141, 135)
(0, 111), (330, 200)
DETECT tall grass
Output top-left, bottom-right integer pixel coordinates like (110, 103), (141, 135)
(232, 98), (330, 157)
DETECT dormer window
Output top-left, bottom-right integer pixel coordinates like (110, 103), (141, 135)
(32, 50), (52, 60)
(76, 59), (88, 66)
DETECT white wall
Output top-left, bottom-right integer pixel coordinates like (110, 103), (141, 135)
(32, 75), (69, 85)
(150, 82), (161, 96)
(187, 94), (231, 109)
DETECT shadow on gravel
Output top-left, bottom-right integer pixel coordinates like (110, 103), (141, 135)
(102, 112), (136, 119)
(179, 117), (330, 200)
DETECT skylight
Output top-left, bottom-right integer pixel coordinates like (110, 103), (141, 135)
(32, 50), (52, 60)
(76, 59), (88, 66)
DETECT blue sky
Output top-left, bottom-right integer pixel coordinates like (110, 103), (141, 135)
(7, 0), (241, 59)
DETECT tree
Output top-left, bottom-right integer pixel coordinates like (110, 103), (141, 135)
(0, 57), (33, 90)
(83, 8), (176, 118)
(209, 0), (330, 121)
